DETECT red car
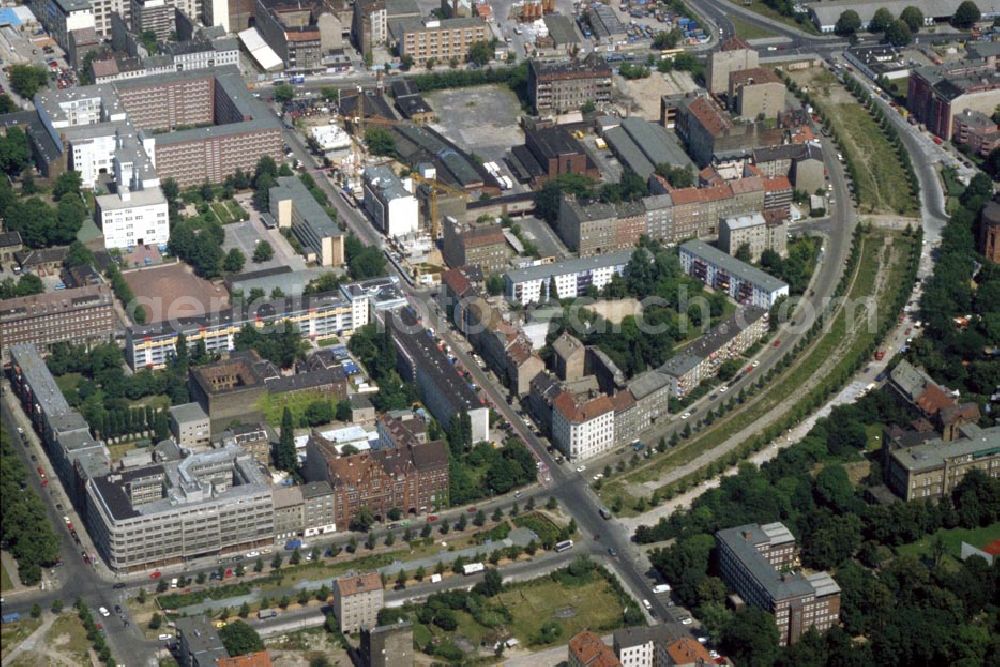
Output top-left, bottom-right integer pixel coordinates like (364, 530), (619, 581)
(149, 571), (162, 580)
(773, 339), (781, 347)
(466, 507), (477, 514)
(427, 515), (439, 523)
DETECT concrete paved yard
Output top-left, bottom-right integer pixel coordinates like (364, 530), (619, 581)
(426, 85), (525, 165)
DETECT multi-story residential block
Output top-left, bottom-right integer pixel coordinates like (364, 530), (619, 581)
(441, 216), (508, 274)
(675, 94), (784, 166)
(363, 165), (420, 238)
(174, 615), (229, 667)
(509, 125), (599, 187)
(752, 143), (825, 196)
(301, 480), (338, 536)
(0, 231), (23, 265)
(33, 0), (97, 52)
(504, 249), (634, 304)
(680, 239), (789, 308)
(555, 196), (642, 257)
(95, 185), (169, 250)
(129, 0), (174, 42)
(707, 37), (759, 94)
(273, 485), (305, 539)
(763, 175), (793, 220)
(552, 332), (586, 382)
(642, 194), (674, 242)
(648, 176), (765, 243)
(269, 175), (345, 266)
(456, 294), (545, 397)
(307, 431), (449, 528)
(390, 306), (490, 443)
(719, 213), (788, 261)
(624, 369), (671, 437)
(953, 108), (1000, 157)
(203, 0), (257, 34)
(361, 622), (414, 667)
(221, 423), (271, 465)
(0, 284), (116, 358)
(333, 571), (384, 633)
(981, 199), (1000, 263)
(885, 423), (1000, 501)
(716, 522), (841, 645)
(86, 444), (276, 571)
(729, 67), (784, 119)
(391, 16), (488, 66)
(8, 344), (111, 513)
(126, 290), (361, 370)
(93, 36), (241, 83)
(527, 57), (613, 115)
(552, 390), (615, 461)
(168, 402), (210, 450)
(908, 61), (1000, 141)
(568, 630), (622, 667)
(351, 0), (419, 56)
(254, 0), (323, 71)
(612, 625), (676, 667)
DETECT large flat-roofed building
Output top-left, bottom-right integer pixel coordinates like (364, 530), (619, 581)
(729, 66), (785, 119)
(363, 165), (419, 238)
(86, 444), (275, 571)
(254, 0), (323, 71)
(361, 622), (414, 667)
(0, 284), (116, 358)
(333, 571), (384, 633)
(509, 125), (599, 188)
(126, 291), (361, 370)
(441, 216), (508, 274)
(390, 307), (490, 443)
(601, 116), (695, 181)
(707, 37), (759, 95)
(390, 16), (488, 66)
(33, 0), (96, 51)
(555, 196), (643, 257)
(33, 67), (282, 188)
(806, 0), (986, 34)
(8, 344), (111, 512)
(269, 175), (345, 266)
(679, 239), (789, 308)
(885, 424), (1000, 501)
(174, 615), (229, 667)
(95, 186), (170, 250)
(719, 213), (787, 261)
(527, 58), (613, 115)
(307, 430), (449, 529)
(504, 248), (633, 304)
(716, 522), (841, 645)
(908, 61), (1000, 141)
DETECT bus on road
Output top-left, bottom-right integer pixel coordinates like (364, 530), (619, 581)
(555, 540), (574, 553)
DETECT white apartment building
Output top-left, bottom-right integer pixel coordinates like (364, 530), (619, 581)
(95, 186), (169, 249)
(363, 165), (419, 238)
(503, 249), (634, 305)
(612, 626), (674, 667)
(718, 213), (788, 262)
(552, 391), (615, 461)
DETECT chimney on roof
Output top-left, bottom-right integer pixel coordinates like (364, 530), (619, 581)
(741, 530), (751, 540)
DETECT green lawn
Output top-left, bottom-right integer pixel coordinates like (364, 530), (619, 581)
(896, 524), (1000, 560)
(0, 559), (13, 592)
(255, 390), (332, 427)
(225, 200), (249, 221)
(211, 202), (234, 224)
(730, 0), (820, 35)
(797, 70), (918, 216)
(0, 617), (41, 655)
(315, 337), (340, 347)
(730, 14), (778, 40)
(54, 372), (83, 395)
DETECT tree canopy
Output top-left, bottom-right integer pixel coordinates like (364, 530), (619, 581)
(953, 1), (981, 28)
(218, 621), (264, 656)
(8, 65), (49, 99)
(835, 10), (862, 36)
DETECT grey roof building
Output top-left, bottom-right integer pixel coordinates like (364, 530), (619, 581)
(270, 175), (345, 267)
(174, 616), (228, 666)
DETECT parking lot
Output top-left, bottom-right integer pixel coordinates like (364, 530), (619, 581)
(222, 217), (307, 275)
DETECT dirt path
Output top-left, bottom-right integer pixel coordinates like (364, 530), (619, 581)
(1, 613), (55, 667)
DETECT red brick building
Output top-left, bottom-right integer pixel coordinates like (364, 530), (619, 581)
(307, 431), (449, 528)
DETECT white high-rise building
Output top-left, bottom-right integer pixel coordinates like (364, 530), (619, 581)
(362, 165), (419, 238)
(95, 186), (169, 249)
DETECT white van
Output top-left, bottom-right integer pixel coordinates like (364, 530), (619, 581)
(653, 584), (671, 594)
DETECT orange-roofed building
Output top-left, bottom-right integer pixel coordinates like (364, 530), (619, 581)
(552, 391), (616, 461)
(333, 571), (384, 632)
(763, 175), (793, 220)
(569, 631), (622, 667)
(217, 652), (273, 667)
(665, 637), (714, 666)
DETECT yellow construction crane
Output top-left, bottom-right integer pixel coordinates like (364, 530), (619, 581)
(410, 172), (470, 240)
